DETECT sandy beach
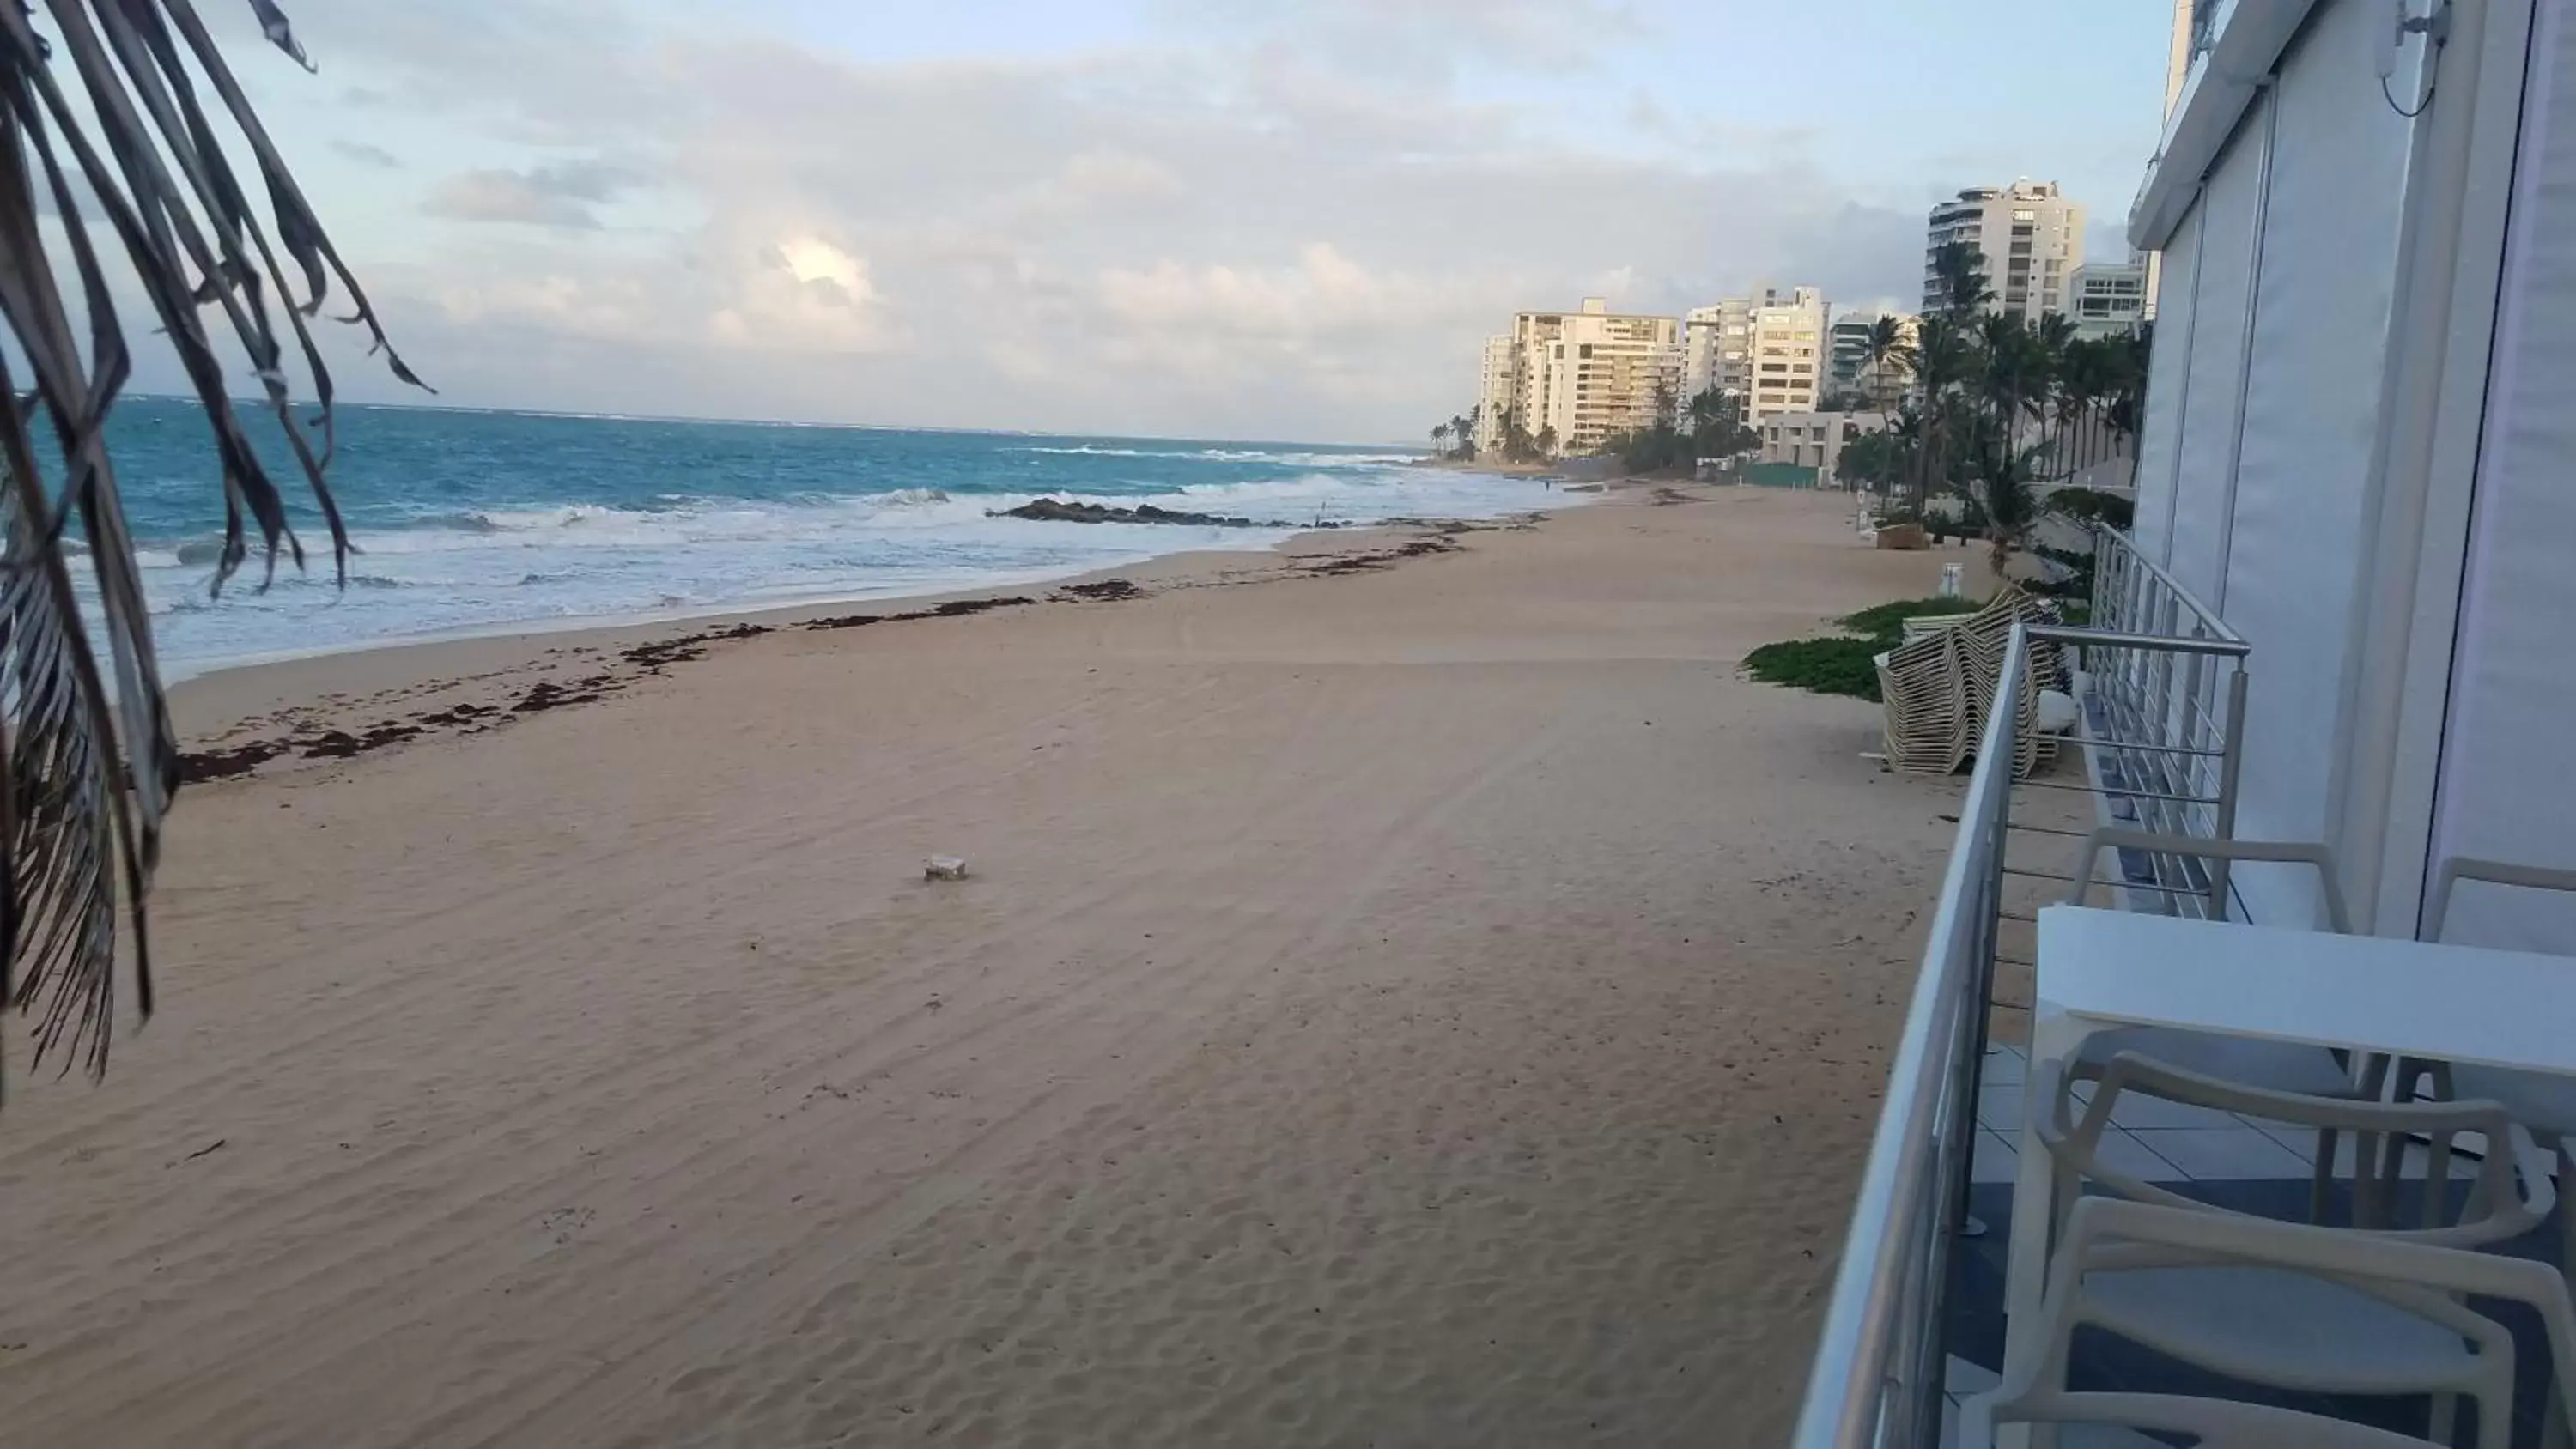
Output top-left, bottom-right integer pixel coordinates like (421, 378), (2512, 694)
(0, 484), (1989, 1447)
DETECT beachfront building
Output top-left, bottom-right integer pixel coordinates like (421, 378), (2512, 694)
(1826, 309), (1918, 407)
(1497, 299), (1684, 456)
(1743, 287), (1829, 421)
(2065, 259), (2150, 338)
(1923, 180), (2086, 321)
(1474, 333), (1514, 453)
(1801, 0), (2576, 1439)
(1681, 299), (1749, 402)
(1756, 409), (1887, 489)
(1669, 282), (1814, 409)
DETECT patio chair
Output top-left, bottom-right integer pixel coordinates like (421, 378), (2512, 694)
(2384, 858), (2576, 1280)
(1878, 628), (1967, 775)
(1898, 610), (1977, 643)
(2061, 829), (2397, 1222)
(2036, 1050), (2554, 1252)
(1963, 1197), (2576, 1449)
(1957, 585), (2066, 775)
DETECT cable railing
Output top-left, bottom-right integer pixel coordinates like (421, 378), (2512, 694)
(1793, 592), (2256, 1448)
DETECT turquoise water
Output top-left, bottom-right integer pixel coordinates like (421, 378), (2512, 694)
(76, 400), (1559, 674)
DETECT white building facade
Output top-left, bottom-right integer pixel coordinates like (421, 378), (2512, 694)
(1474, 334), (1514, 452)
(2125, 0), (2576, 951)
(1758, 409), (1889, 489)
(2066, 261), (2149, 337)
(1923, 181), (2087, 320)
(1744, 287), (1829, 420)
(1492, 300), (1683, 456)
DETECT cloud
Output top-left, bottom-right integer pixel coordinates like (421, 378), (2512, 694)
(171, 0), (1933, 439)
(1163, 0), (1649, 70)
(423, 159), (643, 229)
(330, 139), (404, 169)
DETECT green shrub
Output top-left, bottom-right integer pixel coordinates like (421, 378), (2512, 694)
(1744, 636), (1885, 701)
(1745, 594), (1994, 702)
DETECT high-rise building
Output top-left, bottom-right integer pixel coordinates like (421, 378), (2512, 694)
(1487, 299), (1683, 457)
(1474, 334), (1514, 452)
(1685, 285), (1832, 408)
(1923, 181), (2086, 321)
(1546, 299), (1683, 453)
(2066, 262), (2148, 338)
(1682, 300), (1749, 403)
(1742, 287), (1828, 421)
(1826, 309), (1918, 409)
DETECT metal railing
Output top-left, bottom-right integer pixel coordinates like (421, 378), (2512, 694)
(1793, 591), (2257, 1447)
(2074, 527), (2251, 919)
(1791, 623), (2031, 1449)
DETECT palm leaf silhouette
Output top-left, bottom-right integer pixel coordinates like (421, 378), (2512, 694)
(0, 1), (422, 1094)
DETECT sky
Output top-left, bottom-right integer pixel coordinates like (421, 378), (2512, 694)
(128, 0), (2178, 442)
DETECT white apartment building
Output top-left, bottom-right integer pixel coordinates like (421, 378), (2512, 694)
(1681, 299), (1749, 402)
(1686, 286), (1828, 411)
(1744, 287), (1829, 420)
(1474, 334), (1514, 452)
(1493, 300), (1683, 456)
(2066, 260), (2150, 337)
(1922, 180), (2087, 320)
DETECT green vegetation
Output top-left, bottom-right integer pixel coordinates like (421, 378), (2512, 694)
(1744, 636), (1885, 700)
(1602, 382), (1758, 475)
(1744, 596), (1986, 701)
(1867, 243), (2152, 575)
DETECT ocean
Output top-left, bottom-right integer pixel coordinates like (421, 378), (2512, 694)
(70, 400), (1562, 677)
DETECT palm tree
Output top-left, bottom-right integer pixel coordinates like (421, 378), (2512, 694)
(1431, 421), (1451, 458)
(1899, 314), (1974, 517)
(1930, 240), (1994, 318)
(0, 1), (426, 1083)
(1862, 314), (1911, 415)
(1978, 439), (2050, 578)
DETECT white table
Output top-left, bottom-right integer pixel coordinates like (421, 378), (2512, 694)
(2008, 904), (2576, 1343)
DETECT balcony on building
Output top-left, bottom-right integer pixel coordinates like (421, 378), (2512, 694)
(1795, 2), (2576, 1443)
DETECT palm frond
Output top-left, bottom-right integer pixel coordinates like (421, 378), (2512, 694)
(0, 1), (422, 1095)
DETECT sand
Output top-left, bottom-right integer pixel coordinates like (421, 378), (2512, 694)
(0, 484), (1991, 1447)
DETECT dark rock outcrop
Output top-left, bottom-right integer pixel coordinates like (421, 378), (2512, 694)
(992, 500), (1287, 529)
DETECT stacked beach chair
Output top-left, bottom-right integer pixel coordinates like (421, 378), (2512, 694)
(1879, 585), (2066, 779)
(1877, 628), (1969, 774)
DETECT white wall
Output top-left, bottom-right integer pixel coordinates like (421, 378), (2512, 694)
(2164, 100), (2267, 606)
(2427, 0), (2576, 953)
(2129, 209), (2198, 560)
(2215, 0), (2415, 927)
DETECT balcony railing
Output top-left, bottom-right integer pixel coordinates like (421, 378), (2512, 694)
(1792, 537), (2256, 1446)
(2078, 527), (2250, 918)
(1790, 621), (2035, 1449)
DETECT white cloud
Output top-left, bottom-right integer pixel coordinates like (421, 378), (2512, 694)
(183, 0), (1926, 439)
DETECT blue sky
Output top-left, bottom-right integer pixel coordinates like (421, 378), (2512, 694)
(143, 0), (2176, 440)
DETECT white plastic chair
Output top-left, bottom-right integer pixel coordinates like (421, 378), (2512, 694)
(1965, 1197), (2576, 1449)
(2389, 858), (2576, 1276)
(2038, 1050), (2554, 1250)
(2064, 830), (2391, 1220)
